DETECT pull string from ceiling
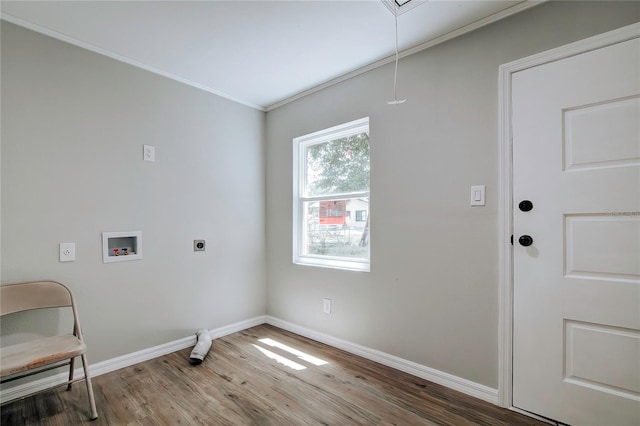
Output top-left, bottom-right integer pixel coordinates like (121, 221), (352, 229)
(387, 12), (406, 105)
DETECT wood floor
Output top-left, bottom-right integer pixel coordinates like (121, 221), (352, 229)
(1, 324), (544, 425)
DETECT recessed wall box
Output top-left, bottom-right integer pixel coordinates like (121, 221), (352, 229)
(102, 231), (142, 263)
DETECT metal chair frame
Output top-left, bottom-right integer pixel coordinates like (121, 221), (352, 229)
(0, 280), (98, 420)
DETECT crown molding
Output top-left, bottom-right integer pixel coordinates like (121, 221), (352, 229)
(265, 0), (545, 111)
(1, 1), (545, 113)
(0, 12), (266, 112)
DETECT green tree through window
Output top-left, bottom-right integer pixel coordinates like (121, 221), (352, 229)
(306, 133), (370, 196)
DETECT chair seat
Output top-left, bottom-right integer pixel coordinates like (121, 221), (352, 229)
(0, 334), (87, 377)
(1, 281), (98, 419)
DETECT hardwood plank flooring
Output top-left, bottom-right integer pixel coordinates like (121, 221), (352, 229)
(1, 324), (544, 425)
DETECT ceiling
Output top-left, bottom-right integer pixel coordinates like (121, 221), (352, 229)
(1, 1), (540, 111)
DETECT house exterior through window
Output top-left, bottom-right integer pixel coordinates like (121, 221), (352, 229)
(293, 117), (370, 271)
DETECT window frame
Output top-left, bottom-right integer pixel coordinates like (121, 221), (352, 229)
(355, 210), (367, 222)
(292, 117), (370, 272)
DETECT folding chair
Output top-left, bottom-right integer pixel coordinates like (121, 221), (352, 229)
(0, 280), (98, 420)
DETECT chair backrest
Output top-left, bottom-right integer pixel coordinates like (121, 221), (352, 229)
(0, 280), (97, 420)
(0, 281), (74, 317)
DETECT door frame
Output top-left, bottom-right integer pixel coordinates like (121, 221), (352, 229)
(497, 22), (640, 411)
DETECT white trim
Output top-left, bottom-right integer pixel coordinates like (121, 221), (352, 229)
(293, 117), (371, 272)
(0, 315), (266, 404)
(207, 316), (266, 340)
(0, 13), (265, 112)
(295, 117), (370, 147)
(2, 314), (500, 407)
(266, 1), (545, 111)
(294, 256), (370, 273)
(497, 22), (640, 409)
(266, 316), (499, 404)
(2, 2), (542, 113)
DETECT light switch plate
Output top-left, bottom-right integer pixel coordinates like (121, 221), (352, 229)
(60, 242), (76, 262)
(470, 185), (485, 206)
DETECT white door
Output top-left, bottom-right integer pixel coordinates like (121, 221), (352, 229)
(512, 37), (640, 425)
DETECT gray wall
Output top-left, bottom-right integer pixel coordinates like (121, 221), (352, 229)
(1, 22), (267, 362)
(2, 0), (638, 394)
(265, 1), (639, 389)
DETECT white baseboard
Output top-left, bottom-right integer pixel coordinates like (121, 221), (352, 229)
(0, 315), (266, 404)
(2, 314), (498, 407)
(265, 315), (499, 405)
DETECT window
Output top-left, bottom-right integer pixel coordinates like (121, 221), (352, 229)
(293, 117), (370, 271)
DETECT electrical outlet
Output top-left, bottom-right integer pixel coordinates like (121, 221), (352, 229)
(194, 240), (206, 252)
(323, 298), (332, 314)
(143, 144), (155, 162)
(59, 242), (76, 262)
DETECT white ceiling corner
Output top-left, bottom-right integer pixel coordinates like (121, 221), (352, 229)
(0, 1), (543, 111)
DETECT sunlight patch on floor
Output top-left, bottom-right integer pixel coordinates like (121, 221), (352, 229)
(252, 344), (306, 370)
(258, 338), (329, 366)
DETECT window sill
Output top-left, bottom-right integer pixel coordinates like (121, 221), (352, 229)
(294, 256), (370, 272)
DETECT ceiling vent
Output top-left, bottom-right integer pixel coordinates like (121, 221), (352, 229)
(381, 0), (426, 16)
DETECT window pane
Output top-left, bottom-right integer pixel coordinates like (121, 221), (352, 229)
(302, 197), (369, 260)
(305, 132), (369, 197)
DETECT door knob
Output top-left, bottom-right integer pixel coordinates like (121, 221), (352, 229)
(519, 200), (533, 212)
(519, 235), (534, 247)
